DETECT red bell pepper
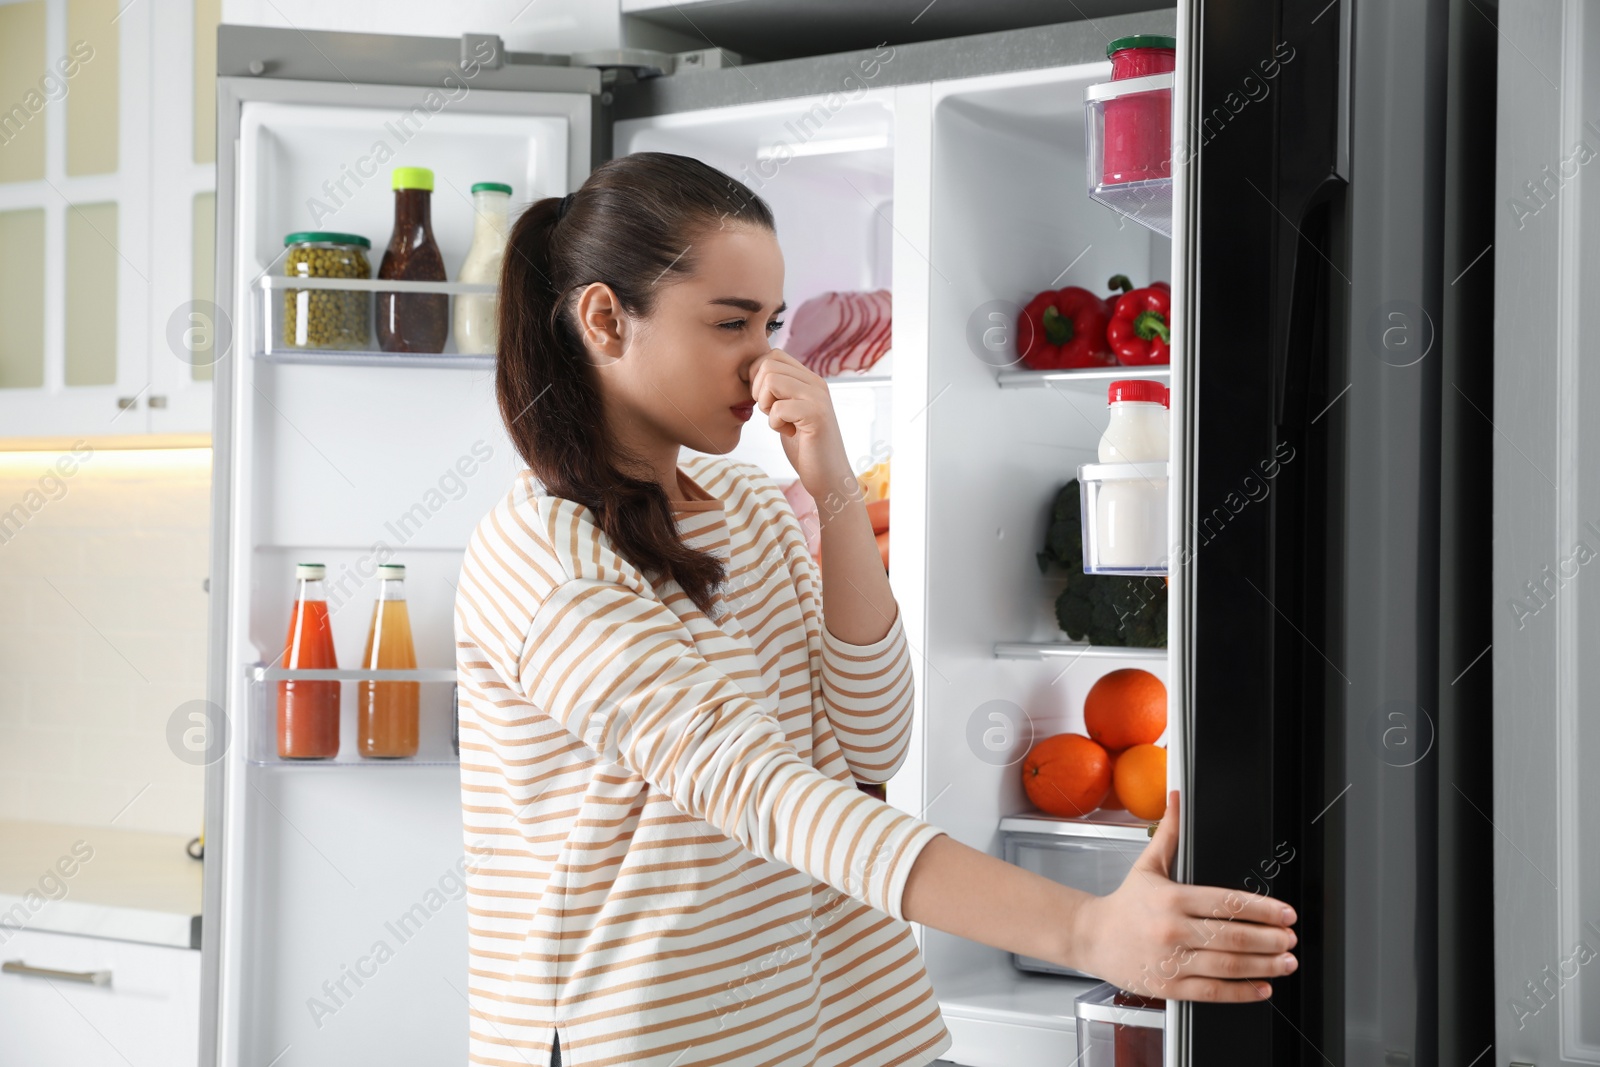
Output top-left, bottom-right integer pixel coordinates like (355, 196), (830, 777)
(1016, 286), (1113, 370)
(1105, 275), (1172, 366)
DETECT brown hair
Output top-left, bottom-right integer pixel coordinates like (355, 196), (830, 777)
(496, 152), (776, 616)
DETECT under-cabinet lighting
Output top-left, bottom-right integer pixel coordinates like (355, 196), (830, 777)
(0, 433), (210, 454)
(755, 133), (890, 160)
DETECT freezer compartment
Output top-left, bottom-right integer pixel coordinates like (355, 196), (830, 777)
(1084, 73), (1174, 237)
(998, 813), (1149, 977)
(1074, 981), (1165, 1067)
(245, 666), (459, 766)
(257, 275), (497, 367)
(1077, 461), (1171, 574)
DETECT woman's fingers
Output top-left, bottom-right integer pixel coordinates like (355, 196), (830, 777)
(1131, 789), (1179, 878)
(753, 361), (820, 408)
(1171, 948), (1297, 981)
(1174, 915), (1297, 956)
(1178, 884), (1297, 935)
(766, 398), (805, 437)
(1157, 977), (1275, 1003)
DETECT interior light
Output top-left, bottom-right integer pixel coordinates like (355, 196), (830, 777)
(755, 133), (891, 160)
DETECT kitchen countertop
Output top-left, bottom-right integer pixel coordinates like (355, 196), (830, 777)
(0, 820), (202, 950)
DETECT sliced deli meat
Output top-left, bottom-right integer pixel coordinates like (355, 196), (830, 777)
(784, 289), (892, 377)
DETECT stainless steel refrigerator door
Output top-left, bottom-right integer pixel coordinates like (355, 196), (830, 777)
(1493, 2), (1600, 1064)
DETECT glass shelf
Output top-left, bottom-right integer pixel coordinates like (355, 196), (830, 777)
(245, 664), (460, 766)
(992, 641), (1166, 660)
(994, 364), (1169, 389)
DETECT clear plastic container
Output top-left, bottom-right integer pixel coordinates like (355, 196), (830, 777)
(1085, 72), (1175, 237)
(1079, 461), (1170, 574)
(1075, 981), (1165, 1067)
(282, 233), (372, 350)
(999, 813), (1150, 977)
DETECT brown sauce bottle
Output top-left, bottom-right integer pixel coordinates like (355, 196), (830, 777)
(378, 167), (449, 353)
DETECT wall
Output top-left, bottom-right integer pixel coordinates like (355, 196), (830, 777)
(0, 445), (212, 837)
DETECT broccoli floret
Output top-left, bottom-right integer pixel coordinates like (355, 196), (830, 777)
(1037, 480), (1167, 648)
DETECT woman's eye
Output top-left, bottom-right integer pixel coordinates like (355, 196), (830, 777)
(717, 319), (746, 332)
(765, 319), (784, 334)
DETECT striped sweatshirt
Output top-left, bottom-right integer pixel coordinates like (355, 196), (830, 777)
(454, 453), (954, 1067)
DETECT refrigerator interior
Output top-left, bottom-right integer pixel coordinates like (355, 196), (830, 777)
(619, 53), (1175, 1064)
(919, 63), (1172, 1064)
(217, 98), (574, 1060)
(617, 93), (898, 485)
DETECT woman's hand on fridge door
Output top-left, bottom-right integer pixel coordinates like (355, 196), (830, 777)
(749, 347), (853, 499)
(1072, 790), (1299, 1002)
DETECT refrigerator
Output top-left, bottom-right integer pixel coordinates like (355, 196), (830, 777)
(201, 3), (1503, 1065)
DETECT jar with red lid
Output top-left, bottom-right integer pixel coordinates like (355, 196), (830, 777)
(1101, 34), (1176, 186)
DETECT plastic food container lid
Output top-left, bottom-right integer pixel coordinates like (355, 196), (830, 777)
(392, 166), (435, 191)
(471, 182), (513, 195)
(283, 232), (370, 248)
(1107, 34), (1177, 57)
(1108, 379), (1170, 406)
(377, 564), (406, 579)
(296, 563), (327, 580)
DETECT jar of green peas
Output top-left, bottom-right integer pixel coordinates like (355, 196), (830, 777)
(283, 232), (372, 350)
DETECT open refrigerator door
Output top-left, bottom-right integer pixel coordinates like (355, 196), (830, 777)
(203, 42), (595, 1065)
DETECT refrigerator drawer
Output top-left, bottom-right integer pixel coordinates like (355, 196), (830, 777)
(998, 815), (1148, 978)
(1074, 980), (1164, 1067)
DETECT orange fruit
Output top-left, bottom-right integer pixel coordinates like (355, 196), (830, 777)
(1113, 744), (1167, 820)
(1083, 669), (1167, 750)
(1023, 733), (1111, 817)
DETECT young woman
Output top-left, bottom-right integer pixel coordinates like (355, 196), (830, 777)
(454, 152), (1297, 1067)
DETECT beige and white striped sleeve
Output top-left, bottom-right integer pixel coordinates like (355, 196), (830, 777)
(819, 606), (917, 784)
(518, 575), (946, 921)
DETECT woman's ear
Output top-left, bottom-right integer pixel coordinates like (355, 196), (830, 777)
(574, 282), (627, 364)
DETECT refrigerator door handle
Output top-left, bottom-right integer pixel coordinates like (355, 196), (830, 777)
(1274, 173), (1346, 430)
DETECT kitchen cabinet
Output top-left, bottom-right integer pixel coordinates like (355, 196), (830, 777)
(0, 928), (201, 1066)
(0, 0), (215, 441)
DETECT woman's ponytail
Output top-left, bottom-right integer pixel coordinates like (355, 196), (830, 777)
(495, 153), (775, 617)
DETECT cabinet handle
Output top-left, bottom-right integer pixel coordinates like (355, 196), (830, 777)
(116, 396), (138, 410)
(2, 960), (112, 985)
(147, 395), (168, 409)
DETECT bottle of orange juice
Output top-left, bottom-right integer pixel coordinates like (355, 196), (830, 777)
(358, 563), (419, 758)
(278, 563), (340, 759)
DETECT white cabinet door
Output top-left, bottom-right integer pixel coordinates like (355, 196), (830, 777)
(0, 928), (201, 1066)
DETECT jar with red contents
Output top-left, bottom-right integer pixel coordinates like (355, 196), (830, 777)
(1101, 34), (1176, 186)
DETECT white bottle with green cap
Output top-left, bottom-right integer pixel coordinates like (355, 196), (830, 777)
(455, 182), (513, 355)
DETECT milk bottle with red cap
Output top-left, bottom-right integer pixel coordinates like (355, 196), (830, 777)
(1095, 379), (1169, 568)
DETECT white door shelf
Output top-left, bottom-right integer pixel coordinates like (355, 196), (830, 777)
(997, 810), (1155, 840)
(246, 665), (461, 767)
(1084, 72), (1175, 237)
(993, 641), (1166, 660)
(254, 275), (498, 369)
(994, 364), (1170, 389)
